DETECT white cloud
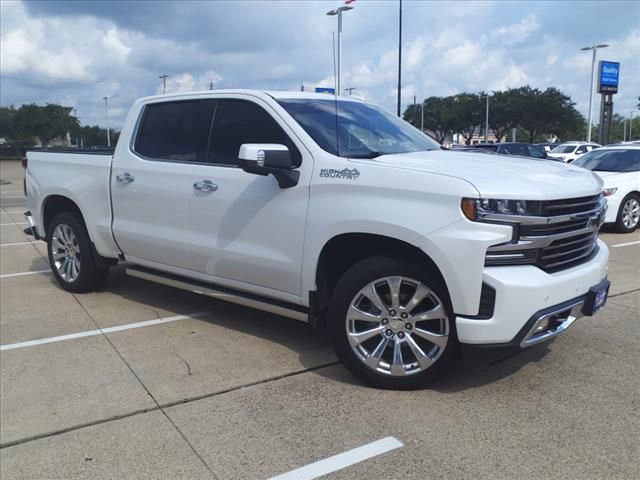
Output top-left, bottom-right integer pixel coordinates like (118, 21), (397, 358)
(493, 15), (540, 44)
(1, 0), (638, 128)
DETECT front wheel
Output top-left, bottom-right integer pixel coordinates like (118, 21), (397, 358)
(615, 193), (640, 233)
(328, 256), (458, 389)
(47, 212), (109, 293)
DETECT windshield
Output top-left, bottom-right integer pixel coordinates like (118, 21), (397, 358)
(277, 98), (440, 158)
(572, 149), (640, 172)
(551, 145), (576, 154)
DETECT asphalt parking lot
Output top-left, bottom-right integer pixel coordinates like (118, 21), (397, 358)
(1, 159), (638, 480)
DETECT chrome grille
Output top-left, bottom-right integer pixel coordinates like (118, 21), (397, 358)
(539, 232), (599, 272)
(540, 194), (602, 216)
(486, 194), (606, 273)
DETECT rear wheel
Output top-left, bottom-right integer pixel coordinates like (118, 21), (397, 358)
(328, 256), (458, 389)
(615, 193), (640, 233)
(47, 212), (109, 293)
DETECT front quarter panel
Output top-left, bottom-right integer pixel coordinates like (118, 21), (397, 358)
(301, 152), (511, 314)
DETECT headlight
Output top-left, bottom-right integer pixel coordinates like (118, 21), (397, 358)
(603, 188), (618, 197)
(461, 198), (536, 221)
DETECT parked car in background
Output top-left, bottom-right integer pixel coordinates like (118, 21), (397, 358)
(535, 143), (558, 153)
(547, 142), (601, 162)
(572, 146), (640, 232)
(452, 142), (549, 159)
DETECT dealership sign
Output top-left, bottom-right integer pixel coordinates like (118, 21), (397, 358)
(315, 87), (336, 94)
(597, 61), (620, 94)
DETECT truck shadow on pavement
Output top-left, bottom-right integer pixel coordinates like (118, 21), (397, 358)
(34, 262), (552, 394)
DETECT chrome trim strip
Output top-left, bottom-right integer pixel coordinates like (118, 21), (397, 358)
(542, 246), (598, 270)
(126, 267), (308, 322)
(487, 229), (597, 252)
(478, 198), (606, 225)
(520, 299), (584, 347)
(544, 198), (601, 210)
(540, 243), (594, 261)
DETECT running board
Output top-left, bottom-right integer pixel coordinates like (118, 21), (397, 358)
(125, 266), (308, 323)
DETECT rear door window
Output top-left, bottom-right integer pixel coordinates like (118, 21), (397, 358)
(135, 100), (215, 162)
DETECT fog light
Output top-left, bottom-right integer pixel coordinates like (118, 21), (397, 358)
(534, 318), (551, 334)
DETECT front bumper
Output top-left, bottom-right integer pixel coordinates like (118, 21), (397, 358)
(456, 239), (609, 346)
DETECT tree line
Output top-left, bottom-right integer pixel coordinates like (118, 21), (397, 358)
(403, 86), (587, 144)
(0, 104), (119, 156)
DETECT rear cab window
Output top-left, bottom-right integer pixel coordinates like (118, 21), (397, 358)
(134, 100), (215, 162)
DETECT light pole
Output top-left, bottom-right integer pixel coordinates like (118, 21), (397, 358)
(326, 4), (354, 96)
(397, 0), (402, 117)
(482, 93), (490, 143)
(158, 74), (169, 94)
(631, 111), (636, 140)
(581, 44), (609, 143)
(103, 96), (111, 147)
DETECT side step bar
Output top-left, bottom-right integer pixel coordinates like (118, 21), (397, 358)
(125, 266), (309, 323)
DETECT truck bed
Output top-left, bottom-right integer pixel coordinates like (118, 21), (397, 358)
(25, 150), (119, 258)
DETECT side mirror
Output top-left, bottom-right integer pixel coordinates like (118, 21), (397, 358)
(238, 144), (299, 188)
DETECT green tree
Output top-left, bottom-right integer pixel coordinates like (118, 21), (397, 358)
(450, 93), (483, 144)
(77, 125), (119, 148)
(404, 96), (456, 143)
(487, 89), (520, 142)
(0, 106), (37, 155)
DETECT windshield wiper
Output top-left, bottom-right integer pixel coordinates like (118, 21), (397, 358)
(349, 151), (386, 159)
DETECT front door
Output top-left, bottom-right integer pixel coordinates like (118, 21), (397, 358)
(189, 97), (311, 299)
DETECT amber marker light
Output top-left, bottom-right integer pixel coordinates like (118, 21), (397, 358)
(461, 198), (477, 221)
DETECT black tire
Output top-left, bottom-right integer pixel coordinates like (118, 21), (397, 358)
(615, 193), (640, 233)
(327, 256), (458, 390)
(47, 212), (109, 293)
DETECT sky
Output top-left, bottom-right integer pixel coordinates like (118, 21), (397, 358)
(1, 0), (639, 130)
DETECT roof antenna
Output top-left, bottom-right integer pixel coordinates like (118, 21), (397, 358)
(332, 31), (340, 157)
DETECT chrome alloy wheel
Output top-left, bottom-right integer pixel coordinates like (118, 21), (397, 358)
(346, 276), (449, 377)
(622, 198), (640, 230)
(51, 224), (81, 282)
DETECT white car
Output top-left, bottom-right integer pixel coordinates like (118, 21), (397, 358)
(547, 142), (602, 163)
(572, 146), (640, 232)
(23, 90), (610, 389)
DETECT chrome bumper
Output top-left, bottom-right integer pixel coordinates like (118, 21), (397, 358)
(520, 298), (585, 347)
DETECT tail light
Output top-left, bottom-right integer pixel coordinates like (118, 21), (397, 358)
(21, 157), (27, 169)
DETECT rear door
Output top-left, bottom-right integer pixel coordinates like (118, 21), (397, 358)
(111, 99), (215, 270)
(189, 97), (310, 299)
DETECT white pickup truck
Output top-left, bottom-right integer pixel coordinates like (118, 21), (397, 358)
(25, 90), (610, 389)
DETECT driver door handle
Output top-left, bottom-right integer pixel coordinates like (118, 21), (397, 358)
(193, 180), (218, 193)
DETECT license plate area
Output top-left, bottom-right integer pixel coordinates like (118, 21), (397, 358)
(582, 278), (610, 316)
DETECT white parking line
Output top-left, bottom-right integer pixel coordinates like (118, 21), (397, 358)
(0, 222), (28, 226)
(0, 311), (210, 351)
(0, 269), (51, 279)
(0, 241), (42, 247)
(610, 240), (640, 248)
(267, 437), (404, 480)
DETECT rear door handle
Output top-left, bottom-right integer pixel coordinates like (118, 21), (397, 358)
(193, 180), (218, 193)
(116, 172), (135, 184)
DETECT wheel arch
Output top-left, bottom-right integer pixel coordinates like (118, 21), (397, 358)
(42, 194), (86, 239)
(311, 232), (448, 326)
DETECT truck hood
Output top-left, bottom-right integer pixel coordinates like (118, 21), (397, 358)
(363, 150), (603, 200)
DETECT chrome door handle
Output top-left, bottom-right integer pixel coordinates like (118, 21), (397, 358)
(193, 180), (218, 193)
(116, 172), (135, 184)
